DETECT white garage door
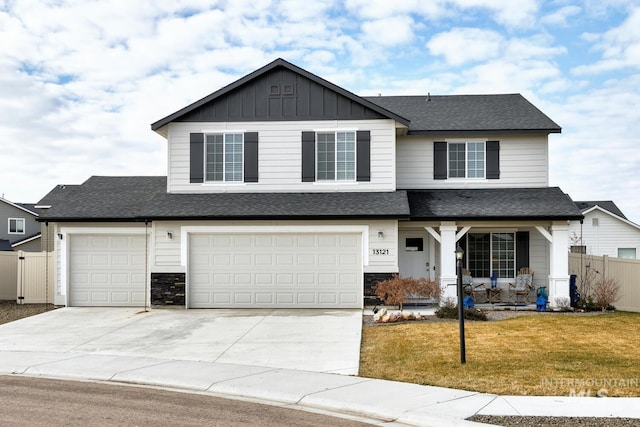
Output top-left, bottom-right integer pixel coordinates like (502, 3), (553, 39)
(69, 234), (146, 306)
(188, 233), (362, 308)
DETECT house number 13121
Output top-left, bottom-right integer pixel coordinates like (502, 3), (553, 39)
(372, 249), (389, 255)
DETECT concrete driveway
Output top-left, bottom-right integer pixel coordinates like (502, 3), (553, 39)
(0, 308), (362, 375)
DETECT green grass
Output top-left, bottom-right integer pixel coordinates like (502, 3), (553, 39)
(360, 311), (640, 396)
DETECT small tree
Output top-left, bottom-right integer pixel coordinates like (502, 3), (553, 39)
(591, 277), (620, 310)
(374, 274), (441, 310)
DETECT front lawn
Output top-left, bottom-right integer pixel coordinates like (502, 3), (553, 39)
(360, 311), (640, 396)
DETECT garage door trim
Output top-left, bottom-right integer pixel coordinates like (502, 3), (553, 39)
(59, 226), (148, 306)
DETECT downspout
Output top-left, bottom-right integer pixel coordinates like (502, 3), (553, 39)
(144, 219), (149, 312)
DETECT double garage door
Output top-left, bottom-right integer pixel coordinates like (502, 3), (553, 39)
(69, 234), (146, 307)
(188, 232), (363, 308)
(68, 232), (363, 308)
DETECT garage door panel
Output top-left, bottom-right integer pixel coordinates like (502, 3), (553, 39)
(189, 232), (362, 308)
(69, 234), (146, 307)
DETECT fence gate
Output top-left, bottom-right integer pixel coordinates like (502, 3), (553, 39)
(16, 251), (55, 304)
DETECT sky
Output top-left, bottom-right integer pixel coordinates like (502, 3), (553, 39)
(1, 0), (639, 223)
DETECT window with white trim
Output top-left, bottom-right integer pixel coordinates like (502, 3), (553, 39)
(467, 232), (515, 278)
(317, 131), (355, 181)
(618, 248), (636, 259)
(205, 133), (243, 182)
(449, 141), (485, 179)
(8, 218), (25, 234)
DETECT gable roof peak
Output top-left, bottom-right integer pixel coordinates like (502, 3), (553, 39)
(150, 58), (409, 134)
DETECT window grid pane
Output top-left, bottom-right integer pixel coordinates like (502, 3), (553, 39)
(468, 233), (490, 278)
(492, 233), (515, 278)
(225, 133), (243, 182)
(336, 132), (355, 181)
(449, 143), (466, 178)
(467, 142), (485, 178)
(317, 133), (335, 180)
(205, 134), (223, 181)
(9, 218), (24, 233)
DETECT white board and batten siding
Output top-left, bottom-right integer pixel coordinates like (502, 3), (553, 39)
(166, 119), (397, 193)
(396, 134), (550, 189)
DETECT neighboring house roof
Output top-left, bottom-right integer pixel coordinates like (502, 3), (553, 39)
(0, 197), (39, 216)
(407, 188), (583, 221)
(11, 232), (41, 248)
(151, 58), (410, 133)
(575, 201), (640, 231)
(364, 94), (562, 135)
(574, 201), (627, 220)
(0, 239), (12, 251)
(38, 176), (411, 221)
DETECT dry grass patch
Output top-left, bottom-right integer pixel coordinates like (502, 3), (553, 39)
(360, 311), (640, 396)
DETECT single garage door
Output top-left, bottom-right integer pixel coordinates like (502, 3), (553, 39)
(188, 232), (362, 308)
(69, 234), (146, 306)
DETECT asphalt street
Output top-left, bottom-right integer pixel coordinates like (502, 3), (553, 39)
(0, 375), (374, 427)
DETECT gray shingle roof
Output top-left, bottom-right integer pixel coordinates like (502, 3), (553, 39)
(38, 176), (411, 221)
(364, 94), (561, 134)
(407, 188), (583, 220)
(574, 201), (627, 219)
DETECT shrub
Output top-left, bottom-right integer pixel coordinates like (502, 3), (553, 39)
(576, 295), (599, 312)
(374, 274), (441, 311)
(435, 305), (488, 321)
(592, 277), (620, 310)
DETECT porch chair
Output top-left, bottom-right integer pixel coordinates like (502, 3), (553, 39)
(508, 268), (534, 304)
(462, 269), (487, 303)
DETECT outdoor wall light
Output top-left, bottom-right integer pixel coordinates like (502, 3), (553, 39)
(167, 232), (173, 239)
(377, 231), (384, 239)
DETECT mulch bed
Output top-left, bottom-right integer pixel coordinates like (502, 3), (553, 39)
(0, 300), (57, 325)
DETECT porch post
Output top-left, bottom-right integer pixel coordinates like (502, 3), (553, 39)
(439, 222), (458, 303)
(549, 222), (570, 307)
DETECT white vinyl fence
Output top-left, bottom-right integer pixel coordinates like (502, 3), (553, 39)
(569, 253), (640, 312)
(0, 251), (54, 304)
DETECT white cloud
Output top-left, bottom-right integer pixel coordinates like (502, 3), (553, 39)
(574, 6), (640, 74)
(360, 16), (415, 47)
(540, 5), (581, 26)
(427, 28), (504, 66)
(450, 0), (540, 28)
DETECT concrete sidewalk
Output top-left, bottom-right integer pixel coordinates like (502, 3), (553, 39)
(0, 349), (638, 427)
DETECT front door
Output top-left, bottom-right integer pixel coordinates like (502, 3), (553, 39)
(398, 232), (430, 279)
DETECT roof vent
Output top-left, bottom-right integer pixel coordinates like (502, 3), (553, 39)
(427, 92), (431, 101)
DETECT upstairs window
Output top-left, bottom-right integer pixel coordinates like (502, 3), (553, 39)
(205, 133), (243, 182)
(9, 218), (25, 234)
(317, 131), (355, 181)
(434, 140), (499, 180)
(448, 142), (485, 179)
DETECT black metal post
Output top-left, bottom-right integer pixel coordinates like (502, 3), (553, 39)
(457, 257), (466, 365)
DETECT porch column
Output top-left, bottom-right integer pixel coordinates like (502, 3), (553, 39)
(549, 222), (570, 307)
(439, 222), (458, 303)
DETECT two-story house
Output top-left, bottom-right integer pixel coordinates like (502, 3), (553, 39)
(38, 58), (582, 308)
(0, 197), (41, 252)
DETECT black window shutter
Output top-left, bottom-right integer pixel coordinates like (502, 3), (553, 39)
(486, 141), (500, 179)
(434, 141), (447, 180)
(190, 133), (204, 183)
(244, 132), (259, 182)
(356, 130), (371, 182)
(516, 231), (530, 271)
(301, 131), (315, 182)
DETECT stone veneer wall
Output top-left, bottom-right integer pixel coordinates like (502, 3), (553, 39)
(363, 272), (394, 306)
(151, 273), (185, 306)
